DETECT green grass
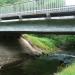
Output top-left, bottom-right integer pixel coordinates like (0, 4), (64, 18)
(57, 62), (75, 75)
(23, 34), (75, 52)
(22, 34), (58, 54)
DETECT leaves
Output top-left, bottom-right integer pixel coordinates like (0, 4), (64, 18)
(0, 0), (19, 5)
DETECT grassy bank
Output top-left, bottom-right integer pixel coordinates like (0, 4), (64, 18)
(56, 62), (75, 75)
(22, 34), (58, 54)
(23, 34), (75, 52)
(22, 34), (75, 75)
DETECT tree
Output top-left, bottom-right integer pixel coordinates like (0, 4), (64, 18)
(0, 0), (19, 5)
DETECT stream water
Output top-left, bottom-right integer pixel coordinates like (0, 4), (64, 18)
(0, 36), (74, 75)
(0, 58), (61, 75)
(1, 52), (75, 75)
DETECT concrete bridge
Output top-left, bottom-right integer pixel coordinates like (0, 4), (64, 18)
(0, 19), (75, 34)
(0, 0), (74, 34)
(0, 0), (75, 70)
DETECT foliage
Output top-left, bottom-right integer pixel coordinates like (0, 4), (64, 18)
(0, 0), (19, 5)
(23, 34), (57, 53)
(57, 62), (75, 75)
(23, 34), (75, 52)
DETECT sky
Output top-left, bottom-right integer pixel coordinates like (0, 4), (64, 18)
(65, 0), (75, 5)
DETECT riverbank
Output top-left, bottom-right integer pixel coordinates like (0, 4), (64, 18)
(22, 34), (75, 75)
(22, 34), (58, 54)
(56, 62), (75, 75)
(0, 34), (75, 75)
(23, 34), (75, 52)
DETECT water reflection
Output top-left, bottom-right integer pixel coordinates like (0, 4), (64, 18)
(0, 59), (60, 75)
(0, 66), (25, 75)
(0, 35), (67, 75)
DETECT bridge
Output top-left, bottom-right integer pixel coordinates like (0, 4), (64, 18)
(0, 0), (75, 34)
(0, 0), (75, 70)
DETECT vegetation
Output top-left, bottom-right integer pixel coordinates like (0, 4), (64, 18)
(0, 0), (65, 7)
(22, 34), (75, 75)
(0, 0), (19, 5)
(23, 34), (58, 54)
(57, 62), (75, 75)
(0, 0), (65, 14)
(23, 34), (75, 52)
(0, 0), (75, 75)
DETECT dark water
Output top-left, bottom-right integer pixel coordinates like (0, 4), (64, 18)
(0, 59), (61, 75)
(0, 36), (25, 75)
(0, 36), (60, 75)
(0, 67), (25, 75)
(0, 36), (74, 75)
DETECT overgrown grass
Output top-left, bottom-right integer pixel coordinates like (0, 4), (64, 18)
(57, 62), (75, 75)
(22, 34), (58, 54)
(22, 34), (75, 53)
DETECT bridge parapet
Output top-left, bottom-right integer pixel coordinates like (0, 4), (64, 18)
(0, 0), (75, 20)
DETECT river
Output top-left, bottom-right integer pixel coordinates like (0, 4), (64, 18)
(0, 36), (74, 75)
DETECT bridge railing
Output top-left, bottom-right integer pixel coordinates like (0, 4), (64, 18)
(0, 0), (75, 16)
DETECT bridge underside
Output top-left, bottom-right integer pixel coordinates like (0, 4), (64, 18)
(0, 19), (75, 34)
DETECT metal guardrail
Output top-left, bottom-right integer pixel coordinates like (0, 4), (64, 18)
(0, 0), (75, 16)
(0, 0), (75, 19)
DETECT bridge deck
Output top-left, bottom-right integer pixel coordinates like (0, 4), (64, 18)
(0, 19), (75, 33)
(0, 0), (75, 33)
